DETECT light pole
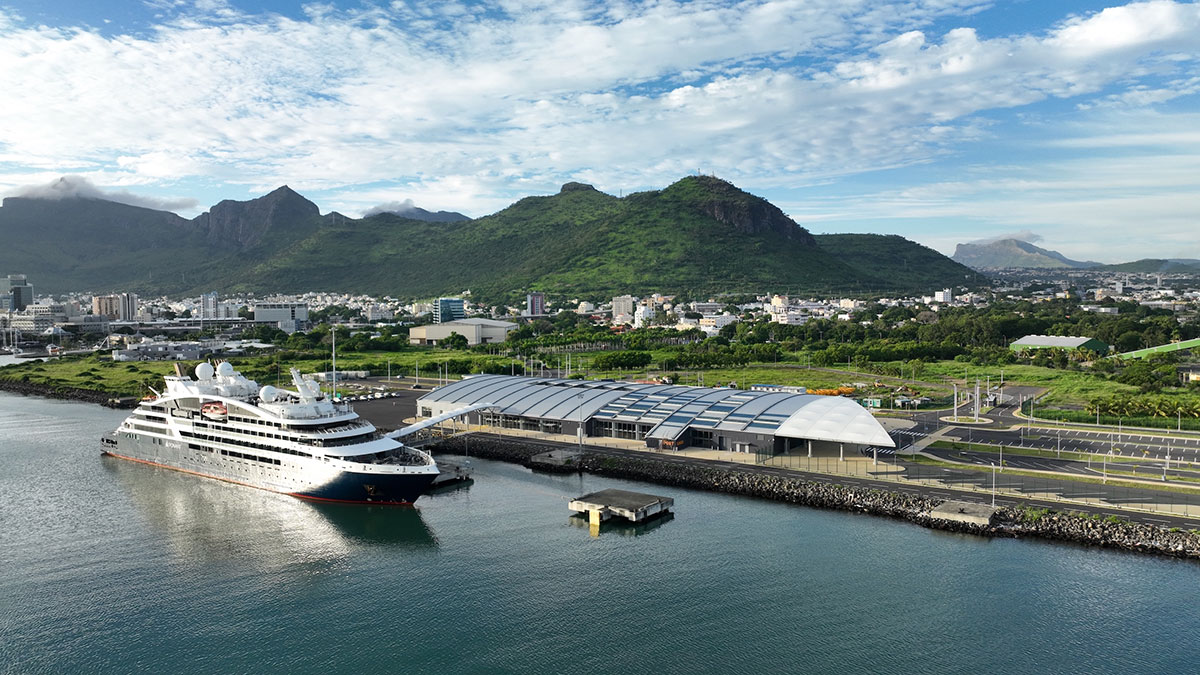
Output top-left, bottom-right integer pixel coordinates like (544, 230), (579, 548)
(577, 392), (585, 452)
(991, 462), (996, 507)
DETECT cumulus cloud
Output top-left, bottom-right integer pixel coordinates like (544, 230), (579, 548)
(363, 199), (419, 217)
(11, 176), (198, 212)
(966, 230), (1044, 245)
(0, 1), (1196, 256)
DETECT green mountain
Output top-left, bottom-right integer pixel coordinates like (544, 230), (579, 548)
(0, 175), (980, 300)
(952, 238), (1099, 269)
(1095, 259), (1200, 274)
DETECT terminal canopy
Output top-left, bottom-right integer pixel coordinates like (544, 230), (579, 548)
(417, 375), (894, 448)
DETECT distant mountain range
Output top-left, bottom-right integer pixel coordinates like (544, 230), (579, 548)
(0, 176), (980, 301)
(952, 238), (1200, 273)
(952, 238), (1099, 269)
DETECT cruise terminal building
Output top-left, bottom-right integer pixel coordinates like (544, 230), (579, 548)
(416, 375), (894, 456)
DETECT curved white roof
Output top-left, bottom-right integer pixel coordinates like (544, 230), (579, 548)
(776, 396), (894, 446)
(418, 375), (894, 447)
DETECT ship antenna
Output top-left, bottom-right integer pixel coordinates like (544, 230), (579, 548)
(331, 323), (337, 405)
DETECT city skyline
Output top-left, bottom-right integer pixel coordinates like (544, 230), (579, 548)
(1, 0), (1198, 262)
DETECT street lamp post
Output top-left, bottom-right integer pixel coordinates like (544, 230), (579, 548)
(991, 462), (996, 507)
(577, 392), (585, 452)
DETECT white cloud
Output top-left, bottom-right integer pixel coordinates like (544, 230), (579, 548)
(966, 230), (1044, 246)
(0, 0), (1195, 255)
(363, 199), (419, 217)
(781, 109), (1200, 263)
(8, 175), (198, 212)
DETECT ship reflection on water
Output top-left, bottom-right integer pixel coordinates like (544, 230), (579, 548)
(103, 457), (438, 571)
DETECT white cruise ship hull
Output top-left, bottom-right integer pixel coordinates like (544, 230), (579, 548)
(104, 431), (438, 504)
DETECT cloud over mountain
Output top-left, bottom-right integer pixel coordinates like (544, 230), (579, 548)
(10, 176), (198, 212)
(364, 199), (419, 218)
(967, 230), (1044, 246)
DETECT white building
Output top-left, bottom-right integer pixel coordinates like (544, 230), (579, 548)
(771, 311), (810, 325)
(698, 313), (738, 335)
(366, 305), (395, 321)
(254, 302), (309, 333)
(934, 288), (953, 304)
(408, 318), (517, 346)
(633, 305), (656, 329)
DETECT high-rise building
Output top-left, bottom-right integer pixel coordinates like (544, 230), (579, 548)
(93, 293), (138, 320)
(433, 298), (466, 324)
(934, 288), (953, 303)
(525, 292), (546, 316)
(120, 293), (139, 321)
(1, 274), (33, 310)
(612, 295), (635, 322)
(200, 291), (219, 319)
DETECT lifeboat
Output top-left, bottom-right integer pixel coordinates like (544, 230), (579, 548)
(201, 401), (228, 421)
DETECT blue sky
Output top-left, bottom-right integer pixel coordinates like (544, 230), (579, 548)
(1, 0), (1198, 262)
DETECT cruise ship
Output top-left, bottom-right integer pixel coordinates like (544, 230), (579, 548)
(102, 361), (439, 504)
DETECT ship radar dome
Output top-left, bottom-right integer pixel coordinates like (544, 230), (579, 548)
(259, 385), (278, 403)
(217, 362), (235, 377)
(195, 362), (215, 380)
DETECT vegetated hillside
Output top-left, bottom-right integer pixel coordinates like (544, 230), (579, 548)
(2, 175), (984, 301)
(952, 238), (1098, 270)
(816, 234), (983, 293)
(225, 176), (965, 300)
(1095, 258), (1200, 274)
(0, 196), (205, 293)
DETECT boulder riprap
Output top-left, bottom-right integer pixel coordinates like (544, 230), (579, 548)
(431, 435), (1200, 560)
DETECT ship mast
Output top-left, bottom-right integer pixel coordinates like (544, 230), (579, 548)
(331, 324), (337, 404)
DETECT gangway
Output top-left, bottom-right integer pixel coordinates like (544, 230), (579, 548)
(384, 402), (497, 440)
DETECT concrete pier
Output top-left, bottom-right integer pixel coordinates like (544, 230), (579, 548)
(569, 488), (674, 526)
(424, 460), (473, 492)
(930, 500), (998, 526)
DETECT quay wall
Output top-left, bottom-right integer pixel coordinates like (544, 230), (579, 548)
(431, 435), (1200, 560)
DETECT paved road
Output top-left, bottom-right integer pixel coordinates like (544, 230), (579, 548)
(924, 446), (1200, 481)
(942, 425), (1200, 461)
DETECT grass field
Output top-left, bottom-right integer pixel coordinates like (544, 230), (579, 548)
(0, 347), (1185, 424)
(0, 349), (520, 398)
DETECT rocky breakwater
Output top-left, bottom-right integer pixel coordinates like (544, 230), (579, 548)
(431, 435), (940, 525)
(431, 435), (1200, 560)
(993, 508), (1200, 559)
(0, 378), (133, 407)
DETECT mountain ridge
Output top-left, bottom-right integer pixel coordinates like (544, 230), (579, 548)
(952, 238), (1099, 269)
(1, 176), (980, 300)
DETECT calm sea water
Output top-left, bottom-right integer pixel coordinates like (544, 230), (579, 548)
(2, 391), (1199, 675)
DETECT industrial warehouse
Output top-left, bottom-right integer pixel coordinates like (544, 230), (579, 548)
(415, 374), (895, 456)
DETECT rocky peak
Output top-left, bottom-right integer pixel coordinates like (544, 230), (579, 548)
(559, 182), (597, 193)
(191, 185), (320, 248)
(666, 175), (816, 245)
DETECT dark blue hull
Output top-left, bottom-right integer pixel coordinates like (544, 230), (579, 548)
(294, 470), (439, 505)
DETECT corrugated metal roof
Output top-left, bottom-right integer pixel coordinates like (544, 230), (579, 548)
(417, 375), (894, 447)
(1011, 335), (1097, 348)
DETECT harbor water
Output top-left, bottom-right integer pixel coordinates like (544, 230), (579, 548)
(2, 391), (1199, 674)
